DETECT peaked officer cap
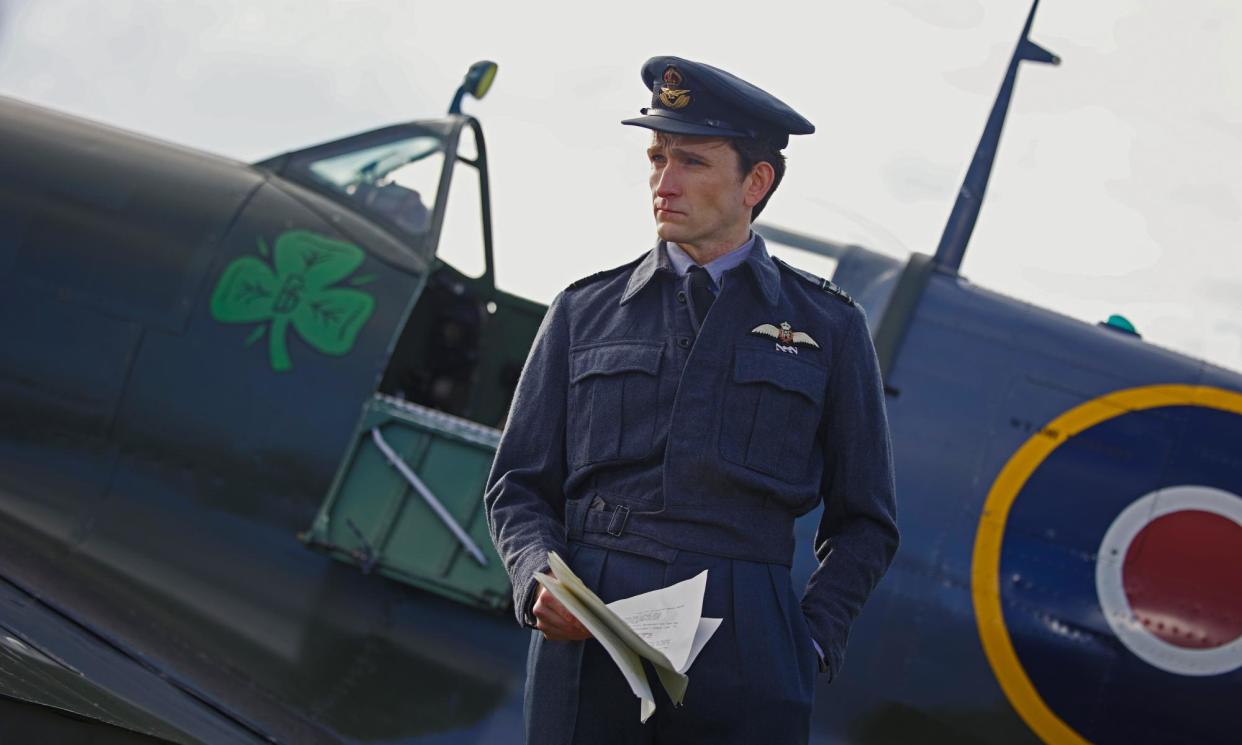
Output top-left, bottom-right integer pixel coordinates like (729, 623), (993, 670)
(622, 56), (814, 149)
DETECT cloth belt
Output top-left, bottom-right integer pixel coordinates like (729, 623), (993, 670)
(563, 494), (796, 566)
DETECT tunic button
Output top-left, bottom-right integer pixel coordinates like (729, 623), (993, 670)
(676, 291), (687, 304)
(677, 337), (690, 348)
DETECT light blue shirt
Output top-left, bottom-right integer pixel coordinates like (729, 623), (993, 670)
(664, 232), (757, 292)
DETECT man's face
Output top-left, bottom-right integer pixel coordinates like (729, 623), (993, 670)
(647, 135), (752, 249)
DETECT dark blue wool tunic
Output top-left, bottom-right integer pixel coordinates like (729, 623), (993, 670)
(485, 233), (898, 683)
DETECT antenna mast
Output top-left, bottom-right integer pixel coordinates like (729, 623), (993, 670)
(932, 0), (1059, 273)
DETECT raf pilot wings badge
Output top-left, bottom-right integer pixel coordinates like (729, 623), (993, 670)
(751, 321), (819, 355)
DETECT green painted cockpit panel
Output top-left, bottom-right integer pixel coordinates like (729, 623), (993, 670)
(302, 394), (509, 611)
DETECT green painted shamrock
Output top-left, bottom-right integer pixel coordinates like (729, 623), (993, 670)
(210, 230), (377, 372)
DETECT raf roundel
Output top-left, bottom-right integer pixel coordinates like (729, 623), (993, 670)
(972, 385), (1242, 745)
(1095, 484), (1242, 676)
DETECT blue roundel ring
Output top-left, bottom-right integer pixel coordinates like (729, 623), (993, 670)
(971, 385), (1242, 745)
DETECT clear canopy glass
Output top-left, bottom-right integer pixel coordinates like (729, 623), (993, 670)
(285, 127), (448, 244)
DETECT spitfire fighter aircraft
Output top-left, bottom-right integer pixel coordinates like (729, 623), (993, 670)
(1, 3), (1238, 743)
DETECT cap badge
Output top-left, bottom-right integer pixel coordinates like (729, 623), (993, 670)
(751, 321), (819, 355)
(658, 66), (691, 110)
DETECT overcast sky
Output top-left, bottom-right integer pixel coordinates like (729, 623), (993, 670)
(2, 0), (1239, 372)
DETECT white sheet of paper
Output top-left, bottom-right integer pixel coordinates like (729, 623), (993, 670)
(547, 553), (685, 681)
(539, 552), (724, 720)
(605, 570), (719, 674)
(533, 573), (657, 722)
(687, 617), (723, 671)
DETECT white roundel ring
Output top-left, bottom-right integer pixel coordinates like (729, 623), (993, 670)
(1095, 484), (1242, 677)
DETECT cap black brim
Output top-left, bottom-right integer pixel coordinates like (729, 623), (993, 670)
(620, 113), (750, 139)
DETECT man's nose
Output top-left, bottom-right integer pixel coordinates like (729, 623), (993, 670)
(653, 164), (680, 198)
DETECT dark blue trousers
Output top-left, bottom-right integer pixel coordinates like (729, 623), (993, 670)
(524, 543), (818, 744)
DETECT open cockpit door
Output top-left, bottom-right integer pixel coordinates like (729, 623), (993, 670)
(301, 393), (510, 610)
(287, 114), (544, 612)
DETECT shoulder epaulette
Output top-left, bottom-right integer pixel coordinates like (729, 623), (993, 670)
(774, 257), (855, 306)
(567, 253), (646, 290)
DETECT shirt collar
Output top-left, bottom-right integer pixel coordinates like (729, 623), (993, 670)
(620, 232), (781, 306)
(664, 233), (755, 287)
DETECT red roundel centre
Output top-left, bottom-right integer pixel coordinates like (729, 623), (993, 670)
(1122, 509), (1242, 649)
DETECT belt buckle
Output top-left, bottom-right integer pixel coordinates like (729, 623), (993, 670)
(607, 505), (630, 537)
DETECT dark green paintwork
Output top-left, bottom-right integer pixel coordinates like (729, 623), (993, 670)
(0, 575), (261, 744)
(0, 95), (528, 744)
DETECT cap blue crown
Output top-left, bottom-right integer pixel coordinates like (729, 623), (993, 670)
(621, 56), (814, 149)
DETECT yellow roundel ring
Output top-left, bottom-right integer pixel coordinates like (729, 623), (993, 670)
(971, 384), (1242, 744)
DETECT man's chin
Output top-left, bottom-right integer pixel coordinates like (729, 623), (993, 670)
(655, 224), (686, 243)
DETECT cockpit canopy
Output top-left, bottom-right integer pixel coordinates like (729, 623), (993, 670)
(258, 121), (453, 256)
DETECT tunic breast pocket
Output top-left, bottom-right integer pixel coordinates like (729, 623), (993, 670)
(719, 348), (827, 483)
(568, 340), (664, 468)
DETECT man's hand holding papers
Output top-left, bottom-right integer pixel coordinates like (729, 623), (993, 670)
(533, 551), (723, 722)
(532, 584), (592, 640)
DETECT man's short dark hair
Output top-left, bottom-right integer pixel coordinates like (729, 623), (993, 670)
(729, 137), (786, 221)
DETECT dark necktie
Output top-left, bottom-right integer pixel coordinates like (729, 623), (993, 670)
(687, 266), (717, 328)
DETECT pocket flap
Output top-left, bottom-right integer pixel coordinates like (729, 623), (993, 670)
(733, 348), (826, 403)
(571, 342), (663, 384)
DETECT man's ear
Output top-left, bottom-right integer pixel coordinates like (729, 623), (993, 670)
(743, 161), (775, 209)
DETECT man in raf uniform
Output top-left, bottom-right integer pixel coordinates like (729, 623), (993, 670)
(485, 56), (898, 744)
